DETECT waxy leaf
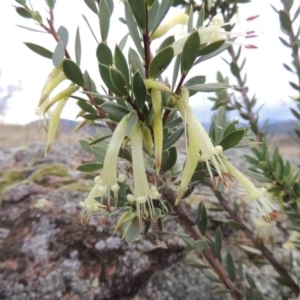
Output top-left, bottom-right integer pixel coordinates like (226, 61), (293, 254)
(125, 217), (140, 244)
(109, 67), (128, 96)
(149, 46), (174, 79)
(77, 163), (103, 172)
(99, 0), (110, 42)
(151, 0), (172, 34)
(128, 0), (146, 31)
(148, 0), (159, 32)
(57, 26), (69, 47)
(114, 45), (130, 85)
(163, 146), (177, 171)
(219, 128), (246, 151)
(16, 7), (32, 19)
(163, 127), (184, 149)
(197, 202), (208, 235)
(182, 31), (200, 74)
(96, 42), (113, 66)
(84, 0), (98, 14)
(45, 0), (55, 10)
(279, 10), (292, 32)
(75, 27), (81, 66)
(132, 71), (146, 110)
(195, 240), (207, 254)
(99, 64), (121, 95)
(52, 41), (65, 67)
(79, 140), (108, 163)
(158, 36), (175, 52)
(226, 252), (236, 281)
(101, 102), (130, 121)
(24, 42), (52, 59)
(63, 59), (84, 86)
(128, 48), (145, 76)
(125, 112), (138, 137)
(77, 99), (97, 114)
(82, 14), (99, 43)
(214, 227), (222, 257)
(199, 40), (225, 56)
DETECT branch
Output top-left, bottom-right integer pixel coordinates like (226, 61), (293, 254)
(162, 188), (243, 300)
(213, 189), (300, 297)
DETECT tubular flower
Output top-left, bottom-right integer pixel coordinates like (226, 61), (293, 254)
(126, 123), (156, 224)
(94, 113), (130, 210)
(151, 12), (189, 40)
(79, 183), (106, 223)
(173, 14), (258, 56)
(151, 88), (163, 174)
(176, 87), (227, 204)
(222, 159), (280, 223)
(254, 218), (274, 240)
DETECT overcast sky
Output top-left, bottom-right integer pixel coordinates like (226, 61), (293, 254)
(0, 0), (298, 125)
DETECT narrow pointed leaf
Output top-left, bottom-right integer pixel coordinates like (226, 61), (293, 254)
(114, 45), (130, 85)
(163, 127), (184, 149)
(84, 0), (98, 14)
(52, 41), (65, 67)
(24, 42), (52, 59)
(16, 7), (32, 18)
(219, 128), (246, 151)
(128, 48), (145, 76)
(197, 202), (208, 235)
(109, 67), (128, 96)
(75, 27), (81, 66)
(132, 71), (146, 110)
(57, 26), (69, 47)
(163, 146), (177, 171)
(101, 102), (130, 121)
(77, 163), (103, 172)
(158, 36), (175, 52)
(199, 40), (225, 56)
(128, 0), (146, 31)
(226, 252), (235, 281)
(82, 14), (99, 43)
(99, 0), (110, 42)
(125, 112), (138, 137)
(182, 31), (200, 74)
(151, 0), (172, 34)
(96, 42), (113, 66)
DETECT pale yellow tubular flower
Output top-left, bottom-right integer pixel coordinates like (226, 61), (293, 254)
(151, 12), (189, 40)
(44, 85), (79, 113)
(127, 122), (156, 224)
(39, 70), (67, 106)
(144, 79), (171, 93)
(35, 96), (52, 128)
(151, 89), (163, 174)
(254, 218), (274, 240)
(94, 113), (130, 210)
(141, 124), (153, 155)
(79, 183), (106, 223)
(74, 119), (89, 132)
(172, 14), (258, 56)
(222, 159), (280, 223)
(44, 96), (68, 156)
(175, 88), (226, 204)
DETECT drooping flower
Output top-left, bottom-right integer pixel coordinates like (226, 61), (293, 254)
(222, 159), (280, 223)
(176, 87), (227, 204)
(254, 218), (274, 240)
(173, 14), (258, 56)
(126, 122), (157, 223)
(94, 113), (130, 210)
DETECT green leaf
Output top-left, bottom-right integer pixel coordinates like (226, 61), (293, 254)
(84, 0), (98, 14)
(187, 6), (193, 33)
(163, 127), (184, 149)
(230, 62), (240, 77)
(99, 0), (110, 42)
(125, 217), (140, 244)
(75, 27), (81, 66)
(16, 7), (32, 19)
(185, 75), (206, 86)
(77, 163), (103, 172)
(185, 83), (231, 92)
(79, 140), (108, 163)
(57, 26), (69, 47)
(126, 112), (138, 137)
(163, 146), (177, 171)
(293, 5), (300, 22)
(195, 240), (207, 254)
(195, 39), (234, 65)
(89, 135), (112, 146)
(215, 227), (222, 256)
(83, 71), (97, 93)
(149, 46), (174, 79)
(197, 202), (208, 235)
(63, 59), (84, 86)
(125, 1), (143, 57)
(101, 102), (130, 121)
(45, 0), (55, 10)
(181, 31), (200, 74)
(196, 5), (204, 27)
(188, 262), (210, 270)
(226, 252), (235, 281)
(132, 71), (146, 110)
(279, 10), (292, 32)
(24, 42), (52, 59)
(275, 276), (295, 287)
(15, 0), (26, 5)
(128, 48), (145, 76)
(128, 0), (146, 31)
(212, 289), (231, 295)
(227, 220), (244, 230)
(199, 40), (225, 56)
(118, 148), (132, 162)
(158, 35), (175, 52)
(52, 41), (65, 67)
(119, 33), (129, 50)
(82, 113), (100, 120)
(210, 106), (226, 144)
(148, 0), (159, 32)
(203, 269), (220, 283)
(219, 128), (246, 151)
(114, 45), (130, 85)
(96, 42), (113, 66)
(82, 14), (99, 43)
(16, 25), (48, 33)
(77, 99), (96, 114)
(109, 67), (128, 95)
(172, 54), (181, 89)
(99, 64), (120, 94)
(151, 0), (172, 34)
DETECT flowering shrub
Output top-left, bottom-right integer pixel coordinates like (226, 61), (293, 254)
(14, 0), (300, 299)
